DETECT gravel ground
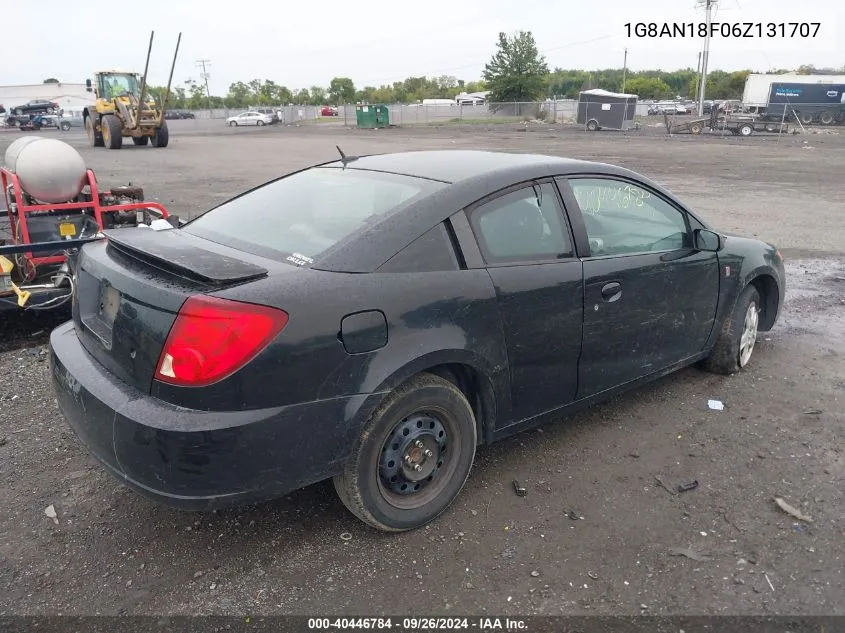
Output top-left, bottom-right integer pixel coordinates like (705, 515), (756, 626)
(0, 120), (843, 617)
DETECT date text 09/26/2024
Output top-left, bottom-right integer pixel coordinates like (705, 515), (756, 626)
(624, 22), (821, 38)
(307, 618), (527, 631)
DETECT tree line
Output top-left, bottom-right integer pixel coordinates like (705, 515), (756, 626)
(143, 31), (843, 109)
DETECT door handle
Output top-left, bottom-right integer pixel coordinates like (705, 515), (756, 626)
(601, 282), (622, 302)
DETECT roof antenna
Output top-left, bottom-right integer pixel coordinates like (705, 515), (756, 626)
(336, 145), (358, 168)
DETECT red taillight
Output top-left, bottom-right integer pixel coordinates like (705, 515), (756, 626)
(154, 295), (288, 387)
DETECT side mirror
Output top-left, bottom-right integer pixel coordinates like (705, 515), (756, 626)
(694, 228), (723, 252)
(85, 79), (92, 91)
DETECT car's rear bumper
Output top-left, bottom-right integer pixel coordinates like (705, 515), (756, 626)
(50, 321), (369, 511)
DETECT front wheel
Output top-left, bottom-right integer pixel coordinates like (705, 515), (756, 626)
(229, 121), (237, 127)
(257, 119), (265, 126)
(151, 121), (169, 147)
(702, 285), (761, 374)
(333, 373), (477, 531)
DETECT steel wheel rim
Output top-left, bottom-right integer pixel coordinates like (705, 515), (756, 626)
(739, 301), (759, 367)
(376, 408), (460, 510)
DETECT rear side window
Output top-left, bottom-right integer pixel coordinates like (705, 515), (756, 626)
(183, 167), (445, 264)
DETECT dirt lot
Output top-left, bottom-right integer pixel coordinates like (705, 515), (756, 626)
(1, 120), (843, 617)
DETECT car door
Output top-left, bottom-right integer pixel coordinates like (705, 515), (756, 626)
(557, 176), (720, 399)
(463, 180), (584, 425)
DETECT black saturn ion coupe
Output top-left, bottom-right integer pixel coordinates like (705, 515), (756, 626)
(50, 150), (785, 531)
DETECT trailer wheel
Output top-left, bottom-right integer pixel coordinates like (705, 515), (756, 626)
(738, 123), (753, 137)
(102, 114), (123, 150)
(798, 112), (814, 126)
(819, 111), (835, 126)
(690, 122), (702, 135)
(586, 119), (599, 132)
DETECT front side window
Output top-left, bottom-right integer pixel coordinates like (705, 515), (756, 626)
(566, 178), (690, 256)
(183, 167), (445, 264)
(469, 182), (572, 264)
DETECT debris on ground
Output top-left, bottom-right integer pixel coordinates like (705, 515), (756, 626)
(44, 504), (58, 525)
(774, 497), (813, 523)
(512, 480), (527, 497)
(565, 510), (579, 521)
(668, 547), (711, 562)
(340, 532), (352, 541)
(677, 480), (699, 493)
(765, 573), (775, 592)
(530, 571), (540, 577)
(708, 399), (724, 411)
(0, 436), (7, 447)
(587, 571), (599, 580)
(654, 475), (677, 495)
(802, 408), (823, 415)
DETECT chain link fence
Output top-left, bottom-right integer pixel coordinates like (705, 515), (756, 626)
(176, 100), (844, 129)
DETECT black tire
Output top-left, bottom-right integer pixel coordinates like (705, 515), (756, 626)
(14, 108), (23, 115)
(152, 121), (169, 147)
(738, 123), (753, 137)
(819, 111), (834, 125)
(702, 285), (761, 375)
(102, 114), (123, 149)
(85, 116), (104, 147)
(257, 119), (265, 126)
(229, 120), (238, 127)
(690, 122), (702, 135)
(586, 119), (599, 132)
(798, 112), (814, 125)
(333, 373), (478, 531)
(59, 120), (71, 131)
(132, 136), (149, 146)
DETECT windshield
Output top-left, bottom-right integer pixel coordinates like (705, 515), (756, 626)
(98, 74), (140, 99)
(183, 167), (445, 264)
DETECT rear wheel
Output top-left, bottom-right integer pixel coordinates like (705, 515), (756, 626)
(59, 120), (71, 131)
(85, 116), (104, 147)
(586, 119), (599, 131)
(132, 136), (149, 146)
(798, 112), (814, 125)
(101, 114), (123, 149)
(333, 373), (477, 531)
(257, 119), (265, 126)
(151, 121), (169, 147)
(819, 110), (835, 125)
(702, 285), (761, 374)
(738, 123), (753, 137)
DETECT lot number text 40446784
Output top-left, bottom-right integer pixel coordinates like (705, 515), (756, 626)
(624, 22), (821, 38)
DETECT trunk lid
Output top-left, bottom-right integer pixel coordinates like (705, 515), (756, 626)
(72, 229), (270, 393)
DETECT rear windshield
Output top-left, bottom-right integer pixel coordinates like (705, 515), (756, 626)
(183, 166), (445, 264)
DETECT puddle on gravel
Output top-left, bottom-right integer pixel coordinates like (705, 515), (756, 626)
(776, 258), (845, 341)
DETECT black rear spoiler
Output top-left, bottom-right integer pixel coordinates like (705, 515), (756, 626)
(105, 228), (268, 287)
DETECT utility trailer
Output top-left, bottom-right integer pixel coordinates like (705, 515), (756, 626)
(664, 109), (790, 136)
(0, 138), (178, 312)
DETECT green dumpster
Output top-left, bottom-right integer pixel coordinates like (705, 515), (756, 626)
(356, 104), (389, 129)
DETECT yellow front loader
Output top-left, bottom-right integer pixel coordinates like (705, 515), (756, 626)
(82, 31), (182, 150)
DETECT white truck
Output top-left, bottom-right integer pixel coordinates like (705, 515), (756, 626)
(743, 73), (845, 124)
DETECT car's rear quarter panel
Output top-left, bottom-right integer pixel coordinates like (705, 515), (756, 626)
(151, 266), (509, 442)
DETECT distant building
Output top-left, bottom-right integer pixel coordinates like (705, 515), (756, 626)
(0, 82), (95, 116)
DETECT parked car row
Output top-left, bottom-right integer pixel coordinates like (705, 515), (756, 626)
(164, 110), (196, 120)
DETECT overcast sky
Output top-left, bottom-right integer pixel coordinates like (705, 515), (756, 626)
(2, 0), (841, 92)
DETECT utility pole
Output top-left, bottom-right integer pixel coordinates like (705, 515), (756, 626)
(196, 59), (212, 117)
(622, 48), (628, 93)
(696, 0), (717, 116)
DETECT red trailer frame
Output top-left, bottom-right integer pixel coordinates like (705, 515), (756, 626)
(1, 166), (170, 270)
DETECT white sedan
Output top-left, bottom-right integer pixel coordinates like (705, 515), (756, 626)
(226, 111), (273, 127)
